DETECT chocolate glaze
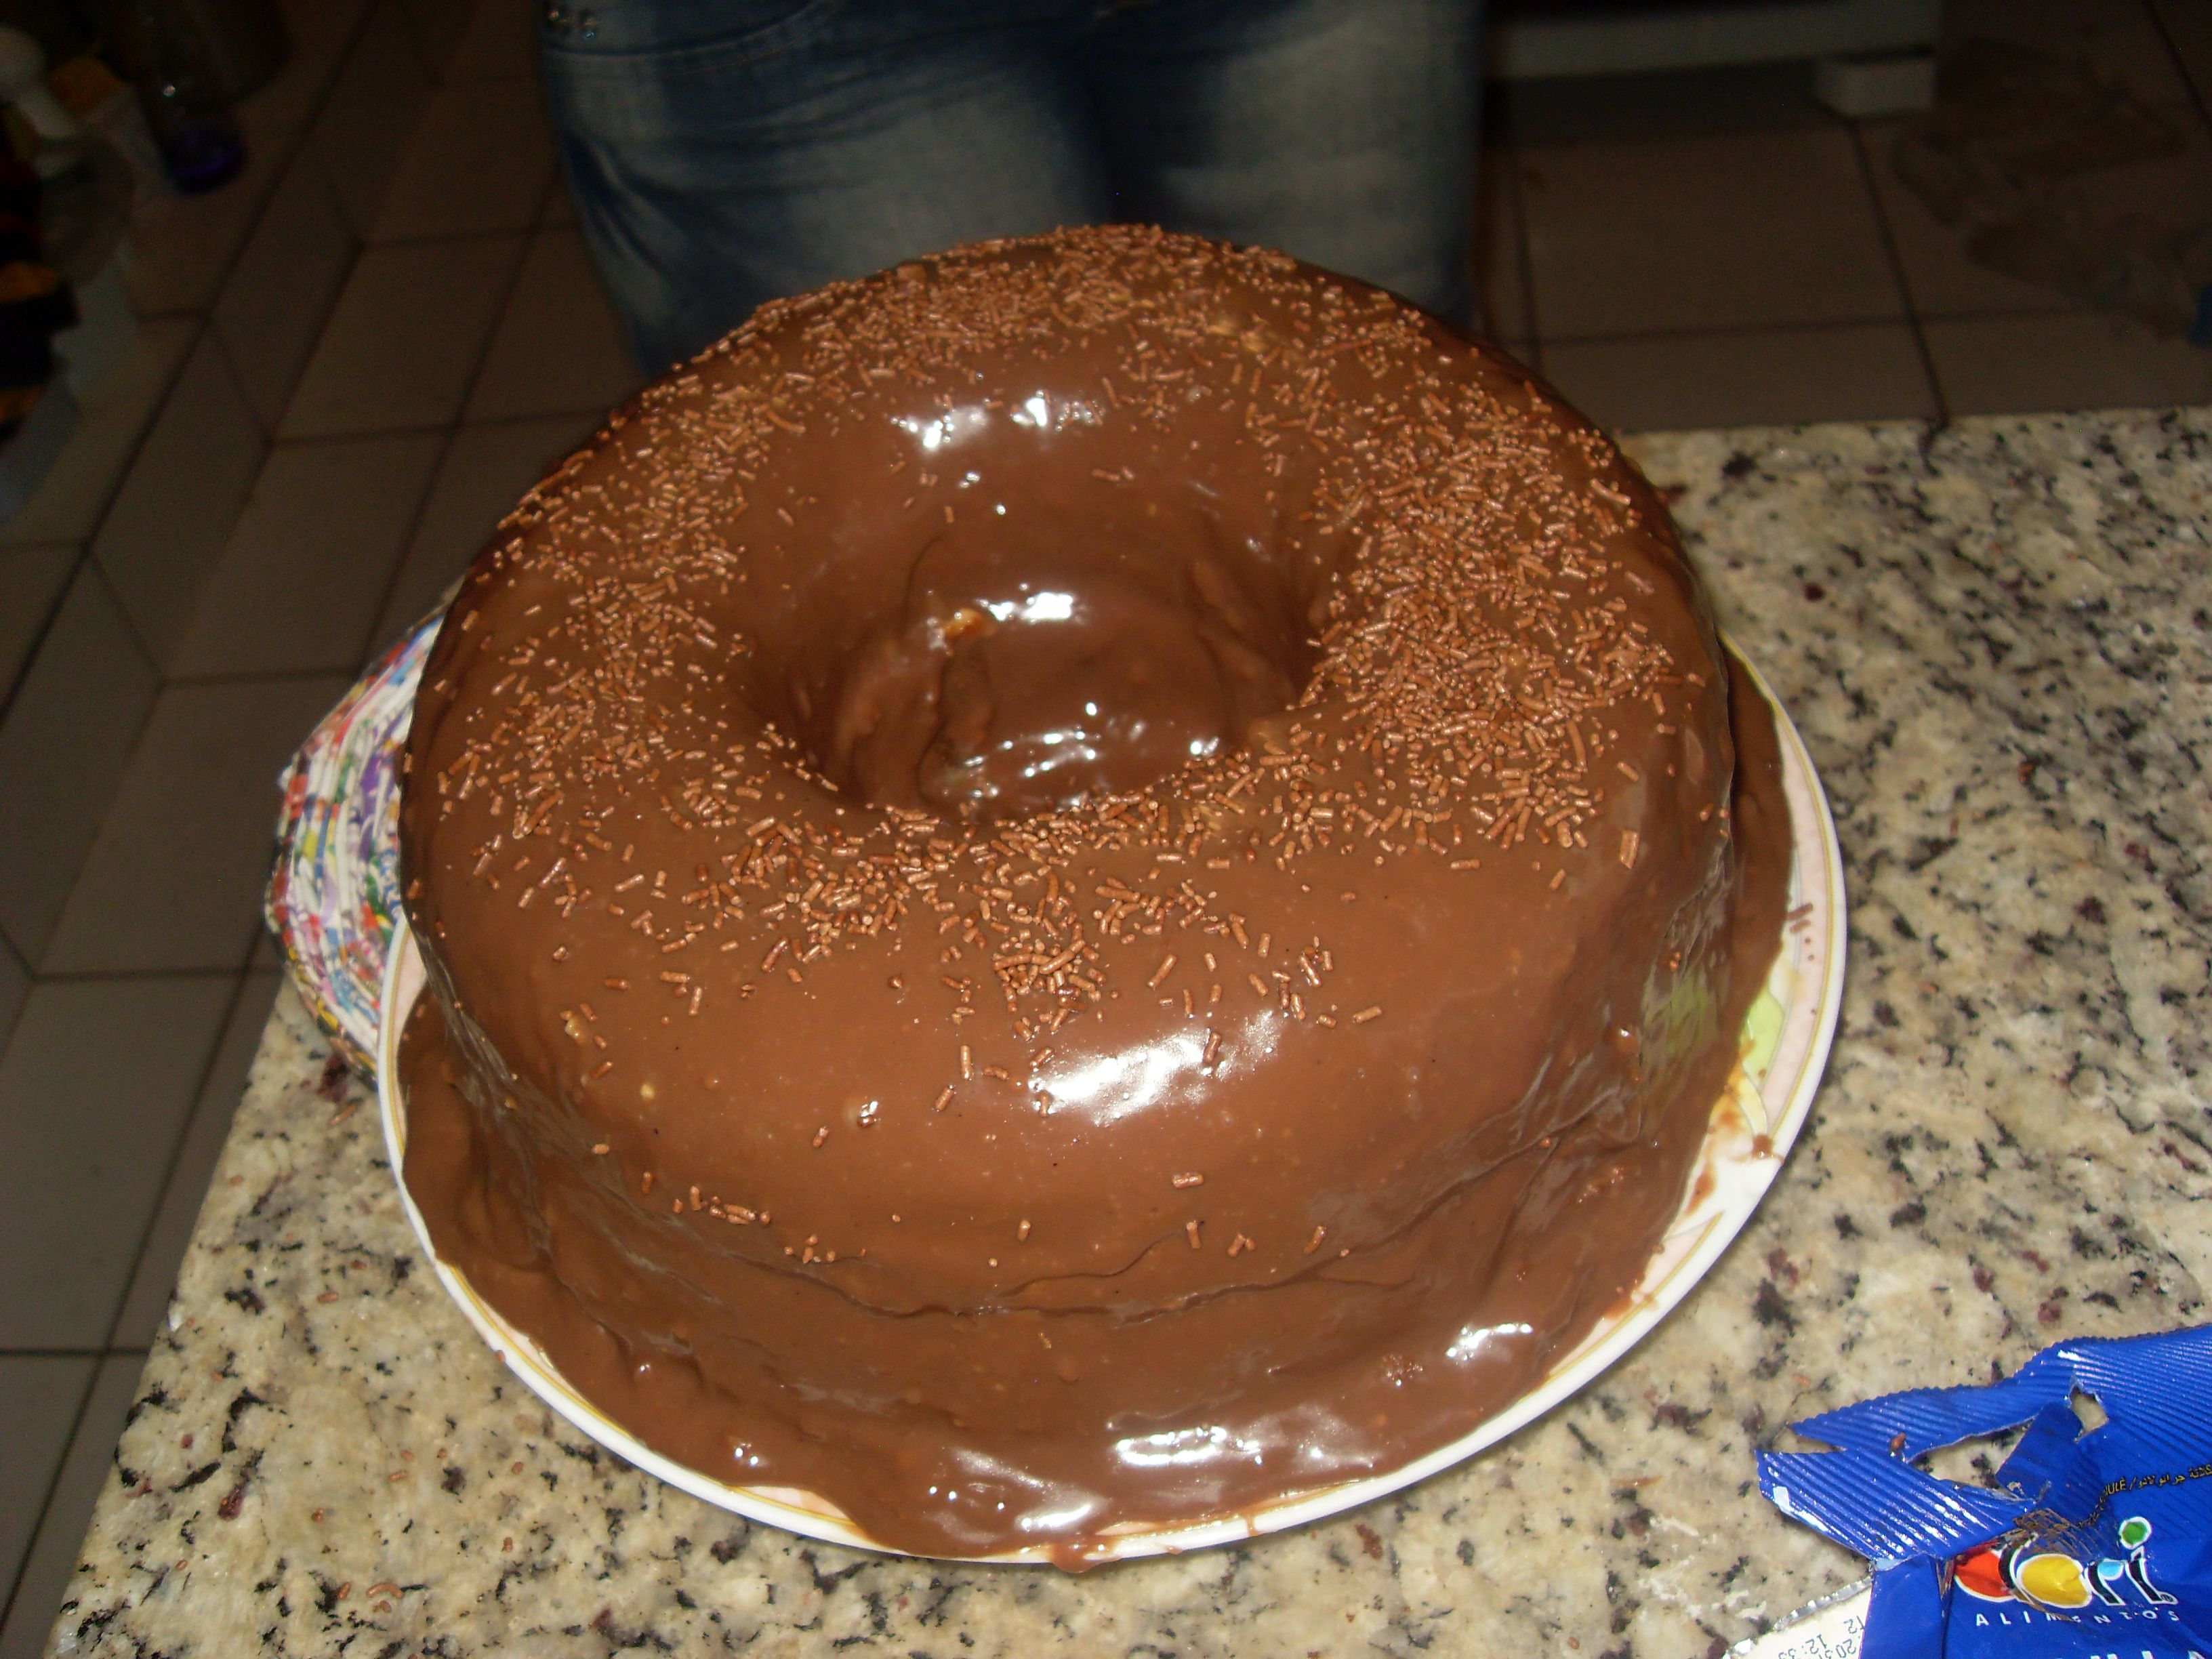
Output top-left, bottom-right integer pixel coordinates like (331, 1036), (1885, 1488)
(396, 226), (1792, 1561)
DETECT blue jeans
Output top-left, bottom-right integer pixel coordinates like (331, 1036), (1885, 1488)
(541, 0), (1482, 371)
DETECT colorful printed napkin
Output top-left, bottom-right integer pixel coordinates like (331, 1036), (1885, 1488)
(264, 619), (436, 1076)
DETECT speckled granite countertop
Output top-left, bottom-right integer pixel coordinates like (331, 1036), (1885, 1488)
(43, 408), (2212, 1658)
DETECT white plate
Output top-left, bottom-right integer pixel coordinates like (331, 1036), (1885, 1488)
(378, 651), (1846, 1564)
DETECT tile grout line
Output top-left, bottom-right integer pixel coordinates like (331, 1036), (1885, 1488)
(0, 962), (243, 1624)
(225, 405), (605, 451)
(208, 243), (358, 451)
(35, 921), (267, 987)
(0, 549), (185, 977)
(100, 970), (255, 1351)
(361, 218), (552, 257)
(16, 967), (244, 987)
(0, 546), (91, 724)
(83, 341), (232, 680)
(1500, 139), (1545, 375)
(0, 935), (25, 1061)
(352, 178), (562, 668)
(386, 0), (541, 102)
(0, 1345), (161, 1639)
(397, 1), (489, 88)
(11, 556), (190, 974)
(2143, 1), (2212, 136)
(270, 228), (554, 445)
(1846, 121), (1951, 431)
(72, 589), (156, 715)
(159, 663), (405, 691)
(0, 1355), (101, 1638)
(359, 413), (459, 663)
(0, 322), (203, 724)
(244, 201), (553, 445)
(1538, 314), (1964, 349)
(218, 403), (615, 457)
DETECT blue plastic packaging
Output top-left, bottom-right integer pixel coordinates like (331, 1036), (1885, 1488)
(1759, 1326), (2212, 1658)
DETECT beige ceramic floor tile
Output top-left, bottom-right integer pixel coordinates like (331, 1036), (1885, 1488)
(213, 153), (359, 430)
(1494, 338), (1540, 374)
(1860, 125), (2080, 319)
(1922, 311), (2212, 415)
(118, 148), (283, 320)
(466, 228), (640, 421)
(0, 1354), (142, 1659)
(91, 333), (268, 670)
(239, 0), (374, 161)
(0, 1356), (91, 1614)
(309, 0), (436, 237)
(372, 75), (554, 241)
(0, 545), (77, 694)
(171, 433), (444, 678)
(1540, 322), (1939, 434)
(1944, 0), (2194, 106)
(0, 978), (234, 1348)
(371, 412), (596, 649)
(40, 676), (351, 974)
(0, 319), (194, 550)
(1519, 125), (1906, 339)
(1497, 61), (1837, 150)
(0, 569), (159, 965)
(112, 972), (281, 1347)
(1474, 146), (1532, 341)
(283, 235), (526, 438)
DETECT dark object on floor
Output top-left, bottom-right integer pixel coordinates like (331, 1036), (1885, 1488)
(1893, 39), (2212, 342)
(0, 145), (80, 516)
(0, 154), (76, 434)
(98, 0), (247, 193)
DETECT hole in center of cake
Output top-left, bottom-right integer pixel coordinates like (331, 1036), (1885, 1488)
(756, 396), (1334, 823)
(817, 508), (1319, 821)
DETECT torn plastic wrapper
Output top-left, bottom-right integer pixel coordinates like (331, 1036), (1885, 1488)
(1758, 1326), (2212, 1658)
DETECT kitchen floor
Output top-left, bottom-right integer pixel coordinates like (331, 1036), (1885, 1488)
(0, 0), (2207, 1650)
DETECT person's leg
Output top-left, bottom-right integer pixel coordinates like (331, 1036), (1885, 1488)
(1084, 0), (1482, 325)
(541, 0), (1113, 371)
